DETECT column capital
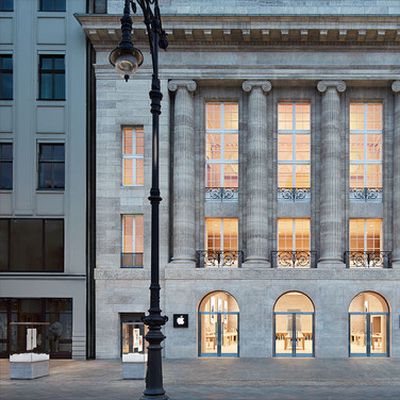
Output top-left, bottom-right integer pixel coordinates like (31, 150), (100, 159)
(392, 81), (400, 93)
(317, 80), (346, 93)
(242, 80), (272, 93)
(168, 80), (197, 93)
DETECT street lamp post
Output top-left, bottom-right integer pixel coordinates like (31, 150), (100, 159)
(109, 1), (169, 399)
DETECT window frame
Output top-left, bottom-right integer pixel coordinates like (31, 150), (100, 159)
(37, 142), (65, 191)
(38, 0), (66, 12)
(348, 218), (383, 252)
(38, 54), (65, 101)
(349, 102), (383, 190)
(122, 126), (144, 187)
(205, 218), (238, 252)
(0, 54), (13, 100)
(277, 101), (311, 190)
(0, 0), (13, 12)
(0, 141), (13, 190)
(277, 218), (311, 252)
(205, 102), (239, 189)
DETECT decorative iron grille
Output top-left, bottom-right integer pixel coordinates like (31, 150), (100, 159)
(205, 187), (239, 201)
(345, 251), (392, 268)
(271, 251), (317, 268)
(277, 188), (311, 202)
(196, 250), (243, 268)
(121, 252), (144, 268)
(349, 188), (383, 202)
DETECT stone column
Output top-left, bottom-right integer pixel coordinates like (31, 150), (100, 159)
(168, 80), (197, 266)
(391, 81), (400, 267)
(242, 80), (272, 266)
(317, 81), (346, 267)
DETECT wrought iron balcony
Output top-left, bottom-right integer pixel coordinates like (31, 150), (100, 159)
(349, 188), (383, 202)
(277, 187), (311, 202)
(271, 250), (317, 268)
(205, 187), (239, 202)
(121, 252), (144, 268)
(344, 251), (392, 268)
(196, 250), (243, 268)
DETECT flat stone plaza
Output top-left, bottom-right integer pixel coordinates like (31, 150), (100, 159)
(2, 358), (400, 400)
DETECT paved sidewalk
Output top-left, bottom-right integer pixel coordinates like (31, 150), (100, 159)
(1, 358), (400, 400)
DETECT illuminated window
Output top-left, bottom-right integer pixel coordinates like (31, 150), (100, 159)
(206, 218), (238, 252)
(122, 127), (144, 186)
(349, 103), (382, 200)
(205, 103), (238, 190)
(349, 219), (382, 252)
(277, 218), (310, 251)
(121, 215), (144, 268)
(278, 102), (311, 201)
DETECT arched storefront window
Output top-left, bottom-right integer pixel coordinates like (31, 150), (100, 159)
(198, 291), (239, 357)
(273, 291), (314, 357)
(349, 291), (389, 357)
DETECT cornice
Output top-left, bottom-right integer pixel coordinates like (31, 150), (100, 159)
(75, 14), (400, 50)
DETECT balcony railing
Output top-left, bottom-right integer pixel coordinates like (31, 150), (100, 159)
(205, 187), (239, 202)
(271, 251), (317, 268)
(277, 188), (311, 202)
(121, 252), (144, 268)
(349, 188), (383, 202)
(196, 250), (243, 268)
(344, 251), (392, 268)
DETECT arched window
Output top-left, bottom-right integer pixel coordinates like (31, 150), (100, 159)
(273, 291), (314, 357)
(349, 291), (389, 357)
(198, 291), (239, 357)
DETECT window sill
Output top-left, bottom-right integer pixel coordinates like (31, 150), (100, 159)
(0, 189), (12, 193)
(36, 189), (65, 193)
(36, 99), (66, 104)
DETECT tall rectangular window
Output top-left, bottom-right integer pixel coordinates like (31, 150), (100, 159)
(275, 218), (312, 267)
(349, 219), (382, 252)
(122, 127), (144, 186)
(121, 215), (144, 268)
(205, 102), (238, 200)
(38, 143), (65, 190)
(278, 102), (311, 201)
(0, 219), (64, 272)
(0, 55), (13, 100)
(0, 0), (13, 11)
(39, 55), (65, 100)
(39, 0), (66, 11)
(0, 143), (12, 190)
(349, 103), (383, 201)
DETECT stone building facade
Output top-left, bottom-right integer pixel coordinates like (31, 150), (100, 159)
(78, 0), (400, 359)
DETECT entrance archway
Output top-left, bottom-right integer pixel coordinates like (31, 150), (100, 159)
(349, 291), (389, 357)
(198, 291), (239, 357)
(273, 291), (314, 357)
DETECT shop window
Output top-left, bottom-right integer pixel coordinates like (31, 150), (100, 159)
(121, 215), (144, 268)
(0, 219), (64, 272)
(0, 143), (12, 189)
(199, 291), (239, 357)
(39, 0), (65, 11)
(38, 143), (65, 190)
(120, 313), (146, 359)
(273, 292), (314, 357)
(38, 55), (65, 100)
(0, 55), (12, 100)
(205, 102), (238, 201)
(278, 102), (311, 202)
(349, 292), (389, 357)
(122, 127), (144, 186)
(349, 103), (383, 202)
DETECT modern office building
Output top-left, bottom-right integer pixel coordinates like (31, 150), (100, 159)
(0, 0), (89, 359)
(83, 0), (400, 360)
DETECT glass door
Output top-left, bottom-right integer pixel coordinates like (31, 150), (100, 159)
(349, 312), (388, 356)
(274, 312), (314, 357)
(200, 312), (239, 357)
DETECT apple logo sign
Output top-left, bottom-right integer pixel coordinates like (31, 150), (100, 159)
(173, 314), (188, 328)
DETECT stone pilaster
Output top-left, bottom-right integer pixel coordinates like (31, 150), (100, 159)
(242, 81), (272, 266)
(391, 81), (400, 268)
(317, 81), (346, 267)
(168, 80), (197, 266)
